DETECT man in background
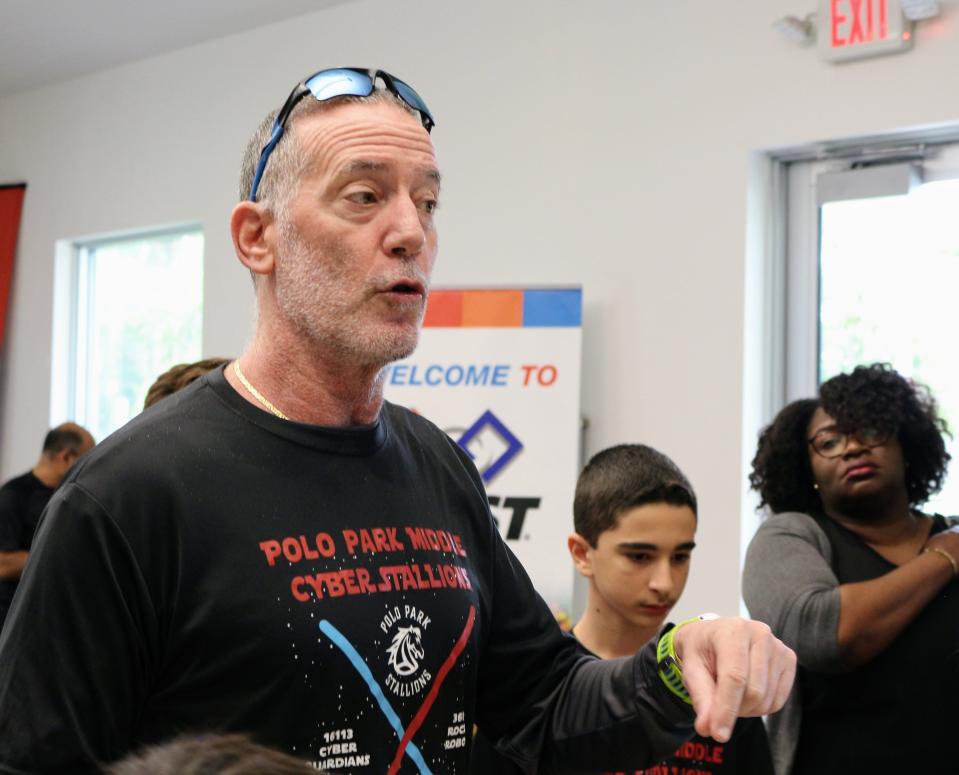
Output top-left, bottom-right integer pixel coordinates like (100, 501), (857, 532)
(0, 422), (94, 629)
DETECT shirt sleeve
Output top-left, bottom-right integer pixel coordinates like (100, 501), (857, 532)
(742, 511), (843, 672)
(468, 728), (526, 775)
(0, 482), (158, 775)
(0, 484), (23, 553)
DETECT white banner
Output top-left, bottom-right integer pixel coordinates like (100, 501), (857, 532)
(383, 288), (582, 612)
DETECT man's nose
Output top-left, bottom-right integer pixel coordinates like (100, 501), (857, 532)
(384, 196), (427, 258)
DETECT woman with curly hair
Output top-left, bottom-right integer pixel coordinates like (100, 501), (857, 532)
(743, 363), (959, 775)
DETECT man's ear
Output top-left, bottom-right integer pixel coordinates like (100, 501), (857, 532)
(57, 449), (77, 471)
(568, 533), (594, 578)
(230, 201), (275, 277)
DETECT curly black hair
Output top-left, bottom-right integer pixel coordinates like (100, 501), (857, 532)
(750, 364), (951, 514)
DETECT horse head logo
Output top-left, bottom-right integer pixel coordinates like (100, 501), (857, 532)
(386, 625), (424, 677)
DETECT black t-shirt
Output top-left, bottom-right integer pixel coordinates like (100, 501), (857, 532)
(0, 368), (693, 774)
(0, 471), (54, 626)
(792, 514), (959, 774)
(470, 637), (774, 774)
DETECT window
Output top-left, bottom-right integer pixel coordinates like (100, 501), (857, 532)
(51, 226), (204, 443)
(776, 132), (959, 515)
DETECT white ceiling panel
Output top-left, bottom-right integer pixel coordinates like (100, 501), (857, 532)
(0, 0), (351, 98)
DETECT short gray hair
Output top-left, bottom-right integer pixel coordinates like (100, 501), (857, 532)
(238, 88), (416, 216)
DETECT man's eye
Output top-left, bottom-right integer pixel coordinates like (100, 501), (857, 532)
(420, 198), (438, 214)
(626, 553), (652, 563)
(348, 191), (377, 204)
(672, 554), (691, 565)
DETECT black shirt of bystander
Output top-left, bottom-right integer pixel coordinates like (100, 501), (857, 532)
(793, 513), (959, 773)
(0, 472), (54, 627)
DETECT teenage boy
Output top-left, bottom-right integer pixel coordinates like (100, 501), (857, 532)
(471, 444), (774, 774)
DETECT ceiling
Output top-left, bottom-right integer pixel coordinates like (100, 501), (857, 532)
(0, 0), (348, 99)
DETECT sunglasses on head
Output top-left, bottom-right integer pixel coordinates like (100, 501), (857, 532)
(247, 67), (435, 202)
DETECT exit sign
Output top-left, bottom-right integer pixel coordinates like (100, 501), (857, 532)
(819, 0), (913, 62)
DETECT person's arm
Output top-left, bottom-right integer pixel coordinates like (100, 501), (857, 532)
(744, 513), (959, 672)
(477, 585), (793, 773)
(743, 512), (844, 671)
(835, 525), (959, 667)
(0, 550), (27, 579)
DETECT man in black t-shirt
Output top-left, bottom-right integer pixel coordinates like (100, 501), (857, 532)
(0, 422), (94, 629)
(0, 69), (794, 774)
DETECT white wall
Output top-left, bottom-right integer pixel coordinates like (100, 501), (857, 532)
(2, 0), (958, 618)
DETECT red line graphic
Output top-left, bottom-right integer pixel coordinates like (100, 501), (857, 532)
(388, 605), (477, 775)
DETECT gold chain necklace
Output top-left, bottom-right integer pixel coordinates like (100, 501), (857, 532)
(233, 361), (289, 420)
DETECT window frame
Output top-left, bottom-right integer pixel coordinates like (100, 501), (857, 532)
(740, 123), (959, 583)
(50, 222), (204, 435)
(777, 126), (959, 403)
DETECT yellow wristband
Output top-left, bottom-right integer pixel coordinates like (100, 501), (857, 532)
(656, 614), (719, 704)
(923, 546), (959, 577)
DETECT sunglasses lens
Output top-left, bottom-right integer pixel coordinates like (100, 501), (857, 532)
(251, 68), (433, 200)
(305, 68), (374, 100)
(392, 78), (434, 126)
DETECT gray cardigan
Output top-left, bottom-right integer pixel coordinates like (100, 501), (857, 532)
(742, 512), (843, 775)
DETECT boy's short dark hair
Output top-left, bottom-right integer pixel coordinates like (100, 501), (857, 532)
(574, 444), (697, 546)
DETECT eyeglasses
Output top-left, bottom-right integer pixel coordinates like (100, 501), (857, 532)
(248, 67), (435, 202)
(808, 427), (891, 459)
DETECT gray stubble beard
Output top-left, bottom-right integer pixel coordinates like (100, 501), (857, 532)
(274, 221), (428, 371)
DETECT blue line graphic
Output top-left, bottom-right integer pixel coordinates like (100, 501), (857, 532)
(318, 620), (433, 774)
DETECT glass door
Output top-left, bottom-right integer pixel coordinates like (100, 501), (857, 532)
(785, 141), (959, 515)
